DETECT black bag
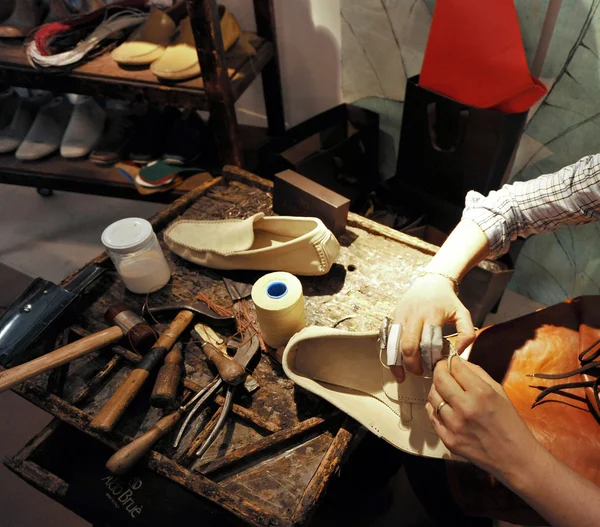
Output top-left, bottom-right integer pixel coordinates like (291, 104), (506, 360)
(392, 75), (527, 231)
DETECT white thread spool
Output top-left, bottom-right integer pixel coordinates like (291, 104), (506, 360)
(251, 272), (306, 348)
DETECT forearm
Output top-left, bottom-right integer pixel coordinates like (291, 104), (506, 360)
(497, 442), (600, 527)
(463, 154), (600, 259)
(424, 218), (489, 281)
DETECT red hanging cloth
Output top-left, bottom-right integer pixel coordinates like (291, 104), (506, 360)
(419, 0), (547, 113)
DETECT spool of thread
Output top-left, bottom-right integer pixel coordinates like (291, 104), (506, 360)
(251, 272), (306, 348)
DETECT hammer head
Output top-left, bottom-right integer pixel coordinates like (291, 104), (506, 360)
(143, 301), (235, 330)
(105, 304), (156, 353)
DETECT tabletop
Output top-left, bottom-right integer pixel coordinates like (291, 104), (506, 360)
(4, 166), (441, 527)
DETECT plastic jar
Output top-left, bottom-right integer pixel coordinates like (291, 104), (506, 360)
(101, 218), (171, 294)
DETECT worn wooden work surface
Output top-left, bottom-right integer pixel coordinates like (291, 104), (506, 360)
(5, 167), (438, 527)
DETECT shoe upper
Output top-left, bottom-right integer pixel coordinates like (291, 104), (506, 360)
(150, 7), (241, 80)
(150, 17), (198, 76)
(16, 96), (73, 160)
(60, 96), (106, 158)
(0, 89), (19, 130)
(111, 7), (176, 65)
(164, 213), (340, 276)
(91, 113), (134, 159)
(282, 326), (456, 459)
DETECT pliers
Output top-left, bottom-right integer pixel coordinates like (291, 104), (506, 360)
(173, 330), (260, 457)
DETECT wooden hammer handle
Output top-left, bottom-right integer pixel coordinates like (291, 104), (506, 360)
(106, 410), (183, 475)
(90, 346), (167, 432)
(90, 310), (195, 433)
(155, 310), (194, 349)
(201, 342), (246, 385)
(151, 343), (183, 408)
(0, 326), (124, 394)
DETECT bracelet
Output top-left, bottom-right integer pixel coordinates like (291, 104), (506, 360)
(416, 271), (460, 294)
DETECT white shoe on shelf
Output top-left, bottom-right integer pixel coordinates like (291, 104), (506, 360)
(60, 95), (106, 159)
(16, 96), (73, 161)
(0, 91), (52, 154)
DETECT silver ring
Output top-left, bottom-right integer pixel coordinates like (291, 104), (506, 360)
(436, 400), (447, 415)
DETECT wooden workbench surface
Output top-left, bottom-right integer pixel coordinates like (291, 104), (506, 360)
(5, 167), (439, 527)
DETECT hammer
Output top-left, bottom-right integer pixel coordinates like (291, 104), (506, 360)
(0, 304), (155, 394)
(90, 302), (235, 432)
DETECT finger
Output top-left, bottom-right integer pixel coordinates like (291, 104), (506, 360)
(425, 402), (452, 445)
(453, 307), (476, 352)
(390, 365), (405, 383)
(401, 321), (424, 376)
(427, 384), (452, 421)
(433, 360), (466, 406)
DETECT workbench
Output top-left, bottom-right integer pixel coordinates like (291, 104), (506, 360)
(3, 166), (474, 526)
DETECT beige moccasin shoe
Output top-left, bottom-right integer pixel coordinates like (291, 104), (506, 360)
(111, 7), (177, 66)
(282, 326), (461, 459)
(150, 6), (241, 81)
(164, 213), (340, 276)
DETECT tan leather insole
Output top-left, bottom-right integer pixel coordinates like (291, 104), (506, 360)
(293, 333), (432, 410)
(251, 230), (293, 250)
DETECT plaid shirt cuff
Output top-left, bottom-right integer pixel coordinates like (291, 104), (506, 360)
(462, 191), (509, 259)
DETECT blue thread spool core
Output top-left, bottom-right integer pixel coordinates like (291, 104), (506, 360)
(267, 281), (288, 299)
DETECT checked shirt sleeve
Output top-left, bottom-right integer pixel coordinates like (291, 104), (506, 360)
(462, 154), (600, 260)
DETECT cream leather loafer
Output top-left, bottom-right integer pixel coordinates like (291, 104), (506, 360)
(150, 6), (241, 81)
(282, 326), (458, 459)
(164, 213), (340, 276)
(111, 7), (176, 66)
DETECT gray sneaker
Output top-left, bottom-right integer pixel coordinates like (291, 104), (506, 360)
(16, 96), (73, 161)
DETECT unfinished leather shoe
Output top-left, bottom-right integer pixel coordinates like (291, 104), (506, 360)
(16, 96), (73, 161)
(111, 7), (176, 66)
(282, 326), (456, 458)
(164, 213), (340, 276)
(0, 89), (19, 130)
(150, 6), (241, 81)
(89, 111), (135, 165)
(0, 0), (44, 38)
(60, 95), (106, 158)
(161, 109), (209, 165)
(0, 91), (52, 153)
(128, 106), (179, 163)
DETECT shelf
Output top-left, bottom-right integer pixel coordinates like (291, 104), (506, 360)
(0, 33), (273, 109)
(0, 125), (269, 202)
(0, 154), (213, 203)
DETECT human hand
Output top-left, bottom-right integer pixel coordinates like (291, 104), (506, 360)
(426, 357), (541, 481)
(391, 274), (475, 382)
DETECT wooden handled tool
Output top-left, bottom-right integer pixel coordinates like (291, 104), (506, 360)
(0, 305), (154, 394)
(200, 341), (246, 385)
(106, 377), (222, 475)
(194, 323), (246, 385)
(106, 411), (184, 475)
(90, 310), (195, 433)
(151, 342), (184, 408)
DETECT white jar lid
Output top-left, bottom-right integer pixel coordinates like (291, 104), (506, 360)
(101, 217), (154, 254)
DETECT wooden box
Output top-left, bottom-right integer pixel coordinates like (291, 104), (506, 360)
(273, 169), (350, 237)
